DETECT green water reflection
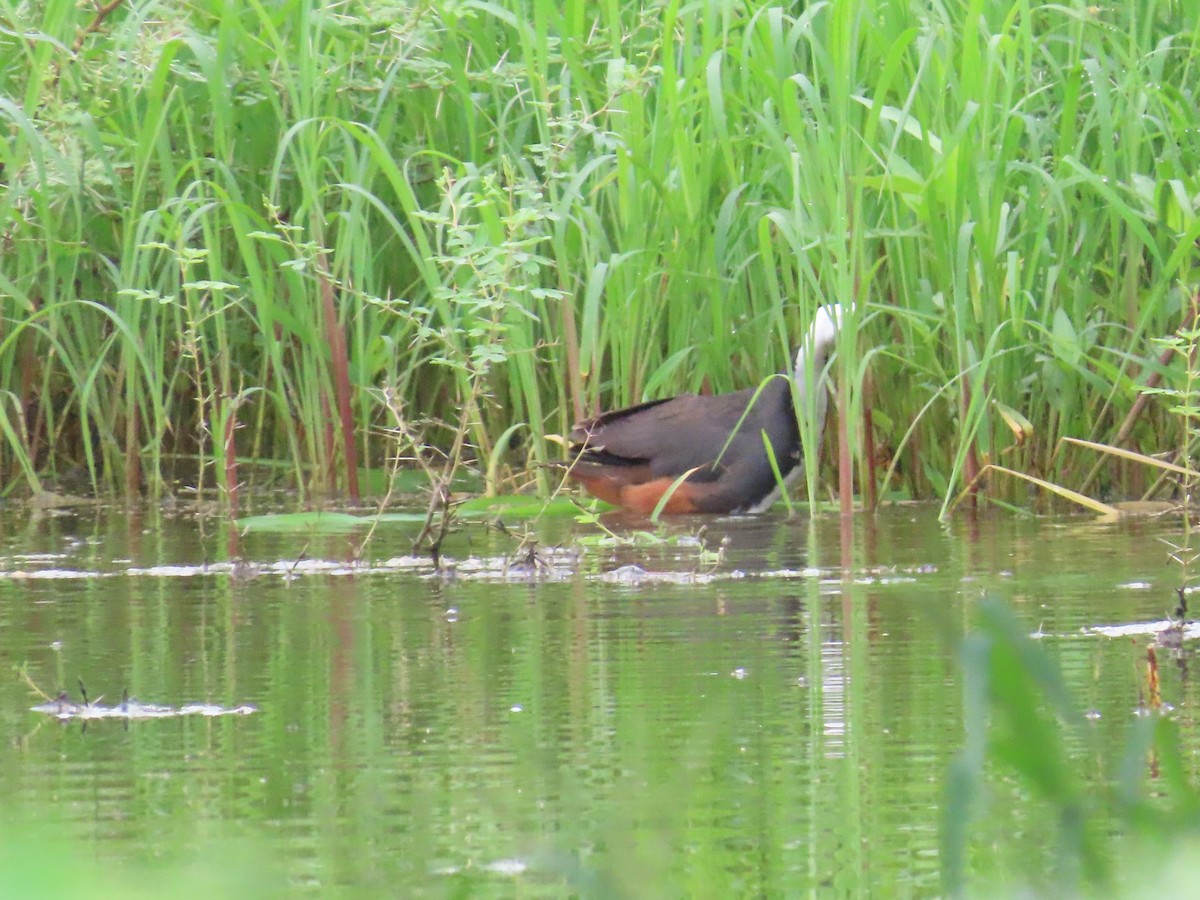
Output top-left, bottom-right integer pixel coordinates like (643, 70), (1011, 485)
(0, 505), (1190, 896)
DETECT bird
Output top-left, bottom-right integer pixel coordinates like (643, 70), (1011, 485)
(566, 304), (844, 514)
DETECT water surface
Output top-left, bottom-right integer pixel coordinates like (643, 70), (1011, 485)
(0, 503), (1188, 896)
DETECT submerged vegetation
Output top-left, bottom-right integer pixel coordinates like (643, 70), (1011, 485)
(0, 0), (1198, 508)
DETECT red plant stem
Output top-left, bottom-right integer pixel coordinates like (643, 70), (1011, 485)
(319, 268), (359, 500)
(961, 380), (979, 507)
(561, 294), (585, 424)
(863, 372), (877, 512)
(223, 403), (239, 515)
(124, 402), (140, 496)
(838, 378), (853, 520)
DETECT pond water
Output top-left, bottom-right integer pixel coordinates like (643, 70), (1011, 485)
(0, 502), (1192, 896)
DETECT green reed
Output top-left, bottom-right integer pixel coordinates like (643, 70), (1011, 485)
(0, 0), (1197, 506)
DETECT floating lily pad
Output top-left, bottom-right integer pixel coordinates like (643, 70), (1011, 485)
(236, 512), (369, 533)
(455, 495), (582, 519)
(237, 510), (443, 533)
(371, 512), (437, 523)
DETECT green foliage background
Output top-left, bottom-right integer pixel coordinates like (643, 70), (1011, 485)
(1, 0), (1197, 502)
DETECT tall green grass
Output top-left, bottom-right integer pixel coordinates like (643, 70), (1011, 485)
(0, 0), (1197, 505)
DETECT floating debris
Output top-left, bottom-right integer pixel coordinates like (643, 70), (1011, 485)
(431, 858), (530, 878)
(600, 564), (648, 585)
(482, 859), (529, 876)
(1086, 620), (1200, 641)
(30, 689), (257, 721)
(0, 547), (947, 585)
(597, 564), (723, 585)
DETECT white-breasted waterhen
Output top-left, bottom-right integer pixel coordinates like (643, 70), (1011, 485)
(567, 304), (844, 514)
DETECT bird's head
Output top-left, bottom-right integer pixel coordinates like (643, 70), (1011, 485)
(810, 303), (845, 350)
(794, 303), (848, 376)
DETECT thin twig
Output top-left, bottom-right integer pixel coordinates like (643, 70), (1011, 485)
(72, 0), (127, 54)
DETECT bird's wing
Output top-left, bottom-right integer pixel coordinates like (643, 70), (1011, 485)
(571, 382), (793, 478)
